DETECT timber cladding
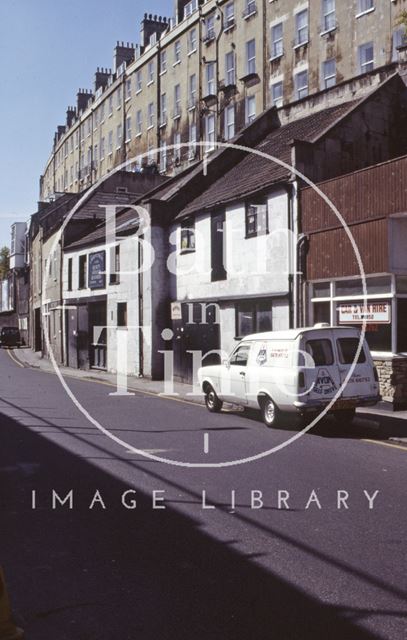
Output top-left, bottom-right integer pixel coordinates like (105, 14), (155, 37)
(301, 154), (407, 280)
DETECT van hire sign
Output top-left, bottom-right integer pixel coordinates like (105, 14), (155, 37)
(338, 302), (391, 325)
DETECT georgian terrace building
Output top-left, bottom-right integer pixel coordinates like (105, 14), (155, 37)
(40, 0), (407, 202)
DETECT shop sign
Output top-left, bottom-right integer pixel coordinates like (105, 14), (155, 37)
(88, 251), (106, 290)
(338, 302), (391, 325)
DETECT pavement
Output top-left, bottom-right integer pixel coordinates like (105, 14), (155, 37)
(9, 346), (407, 443)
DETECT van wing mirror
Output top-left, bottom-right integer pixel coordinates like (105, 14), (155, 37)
(223, 359), (231, 368)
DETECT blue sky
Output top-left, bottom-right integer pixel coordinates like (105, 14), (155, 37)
(0, 0), (173, 247)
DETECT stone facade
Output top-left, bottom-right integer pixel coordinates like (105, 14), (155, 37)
(40, 0), (407, 201)
(374, 357), (407, 410)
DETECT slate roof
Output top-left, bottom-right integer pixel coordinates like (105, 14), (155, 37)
(177, 100), (360, 218)
(71, 191), (136, 221)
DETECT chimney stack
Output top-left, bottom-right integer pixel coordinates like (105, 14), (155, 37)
(66, 106), (76, 128)
(94, 67), (112, 92)
(113, 42), (135, 73)
(140, 13), (169, 48)
(76, 89), (94, 114)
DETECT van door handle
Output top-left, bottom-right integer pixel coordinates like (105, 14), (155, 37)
(240, 371), (246, 377)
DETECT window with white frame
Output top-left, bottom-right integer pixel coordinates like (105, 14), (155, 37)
(244, 0), (257, 18)
(174, 40), (181, 63)
(148, 61), (155, 83)
(295, 69), (308, 99)
(322, 58), (336, 88)
(116, 124), (122, 148)
(393, 28), (406, 61)
(174, 84), (181, 117)
(206, 62), (216, 95)
(224, 2), (235, 29)
(224, 104), (235, 140)
(148, 102), (155, 128)
(136, 110), (142, 134)
(245, 95), (256, 123)
(357, 0), (374, 15)
(271, 23), (283, 58)
(189, 123), (197, 158)
(189, 74), (197, 107)
(93, 144), (98, 164)
(160, 50), (167, 73)
(160, 93), (167, 124)
(136, 70), (142, 92)
(125, 116), (132, 142)
(271, 81), (283, 107)
(206, 15), (215, 41)
(189, 28), (197, 53)
(126, 78), (132, 99)
(87, 147), (92, 166)
(225, 51), (236, 85)
(184, 0), (198, 18)
(108, 95), (113, 115)
(205, 113), (216, 151)
(174, 132), (181, 161)
(322, 0), (336, 32)
(100, 137), (105, 160)
(359, 42), (374, 73)
(246, 39), (256, 75)
(160, 142), (167, 172)
(295, 9), (309, 46)
(116, 89), (122, 109)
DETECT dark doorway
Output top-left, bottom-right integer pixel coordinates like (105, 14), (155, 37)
(66, 305), (89, 369)
(173, 302), (221, 384)
(34, 307), (42, 352)
(89, 301), (107, 370)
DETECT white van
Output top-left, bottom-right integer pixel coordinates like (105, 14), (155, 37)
(198, 326), (380, 427)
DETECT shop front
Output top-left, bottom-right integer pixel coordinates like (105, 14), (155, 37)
(308, 274), (407, 408)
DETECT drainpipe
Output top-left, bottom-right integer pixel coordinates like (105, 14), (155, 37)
(138, 226), (144, 376)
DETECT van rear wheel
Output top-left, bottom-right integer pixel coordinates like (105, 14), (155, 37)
(261, 396), (280, 428)
(204, 386), (223, 413)
(333, 408), (356, 424)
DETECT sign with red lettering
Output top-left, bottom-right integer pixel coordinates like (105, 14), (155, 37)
(338, 302), (391, 325)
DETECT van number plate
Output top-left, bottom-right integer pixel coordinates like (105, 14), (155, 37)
(333, 399), (357, 410)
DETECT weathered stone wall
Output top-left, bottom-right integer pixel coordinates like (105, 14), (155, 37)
(374, 356), (407, 410)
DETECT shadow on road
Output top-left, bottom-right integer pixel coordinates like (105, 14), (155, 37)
(0, 410), (398, 640)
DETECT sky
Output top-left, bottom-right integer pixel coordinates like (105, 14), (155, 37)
(0, 0), (173, 247)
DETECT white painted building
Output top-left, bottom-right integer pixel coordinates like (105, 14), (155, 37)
(62, 227), (141, 376)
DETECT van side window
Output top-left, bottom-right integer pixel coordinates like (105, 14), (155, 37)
(230, 344), (251, 366)
(305, 340), (334, 366)
(337, 338), (366, 365)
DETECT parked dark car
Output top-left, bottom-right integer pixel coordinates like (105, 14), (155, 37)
(0, 326), (22, 348)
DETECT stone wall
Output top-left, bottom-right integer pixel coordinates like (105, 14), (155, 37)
(374, 356), (407, 410)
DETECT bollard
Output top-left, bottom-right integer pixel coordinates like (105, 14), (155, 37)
(0, 567), (24, 640)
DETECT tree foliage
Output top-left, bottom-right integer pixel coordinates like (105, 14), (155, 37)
(0, 246), (10, 279)
(396, 10), (407, 31)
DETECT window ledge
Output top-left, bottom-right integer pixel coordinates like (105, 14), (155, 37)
(147, 80), (155, 87)
(136, 89), (142, 95)
(269, 53), (283, 62)
(223, 23), (236, 33)
(355, 7), (375, 18)
(159, 70), (167, 76)
(293, 40), (309, 50)
(135, 132), (142, 138)
(147, 125), (155, 131)
(243, 10), (257, 20)
(320, 26), (337, 36)
(125, 138), (131, 143)
(173, 60), (181, 67)
(188, 49), (197, 57)
(125, 96), (131, 102)
(180, 249), (196, 255)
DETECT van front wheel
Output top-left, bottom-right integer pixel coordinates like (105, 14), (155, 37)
(204, 386), (223, 413)
(261, 396), (280, 428)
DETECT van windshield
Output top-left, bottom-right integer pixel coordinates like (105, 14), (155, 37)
(337, 338), (366, 365)
(305, 339), (334, 366)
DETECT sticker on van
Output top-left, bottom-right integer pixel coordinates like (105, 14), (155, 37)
(256, 344), (268, 366)
(314, 368), (337, 396)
